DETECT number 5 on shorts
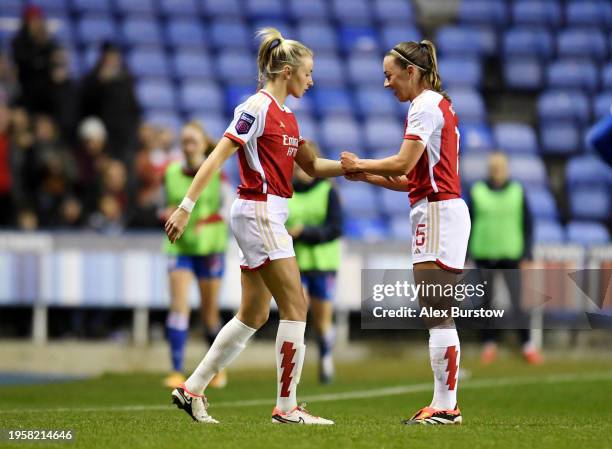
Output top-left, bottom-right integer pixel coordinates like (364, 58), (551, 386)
(415, 223), (426, 247)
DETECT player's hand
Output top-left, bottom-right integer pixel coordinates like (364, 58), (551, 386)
(164, 208), (190, 243)
(340, 151), (360, 173)
(344, 171), (368, 182)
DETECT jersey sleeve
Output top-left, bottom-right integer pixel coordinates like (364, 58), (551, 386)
(404, 103), (443, 147)
(223, 95), (267, 146)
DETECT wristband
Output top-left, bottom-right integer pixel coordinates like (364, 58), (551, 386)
(179, 197), (195, 213)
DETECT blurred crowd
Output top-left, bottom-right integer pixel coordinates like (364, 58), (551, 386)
(0, 5), (177, 233)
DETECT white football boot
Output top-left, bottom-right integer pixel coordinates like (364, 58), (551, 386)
(271, 403), (334, 425)
(171, 383), (219, 424)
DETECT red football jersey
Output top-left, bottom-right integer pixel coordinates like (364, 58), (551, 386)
(224, 90), (303, 200)
(404, 89), (462, 206)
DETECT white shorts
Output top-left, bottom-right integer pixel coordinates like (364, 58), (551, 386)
(411, 197), (471, 272)
(230, 195), (295, 270)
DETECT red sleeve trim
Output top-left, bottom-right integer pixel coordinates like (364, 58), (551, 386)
(224, 132), (245, 146)
(404, 134), (422, 141)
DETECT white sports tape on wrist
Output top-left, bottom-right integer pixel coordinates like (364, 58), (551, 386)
(179, 197), (195, 213)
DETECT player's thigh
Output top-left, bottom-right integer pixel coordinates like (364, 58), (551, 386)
(169, 269), (194, 314)
(236, 269), (273, 329)
(258, 257), (308, 321)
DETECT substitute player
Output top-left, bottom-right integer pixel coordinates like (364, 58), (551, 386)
(162, 121), (229, 390)
(165, 28), (344, 425)
(286, 143), (343, 384)
(341, 40), (470, 425)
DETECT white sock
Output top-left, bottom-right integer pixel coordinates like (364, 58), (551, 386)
(184, 317), (256, 395)
(428, 327), (460, 410)
(275, 320), (306, 413)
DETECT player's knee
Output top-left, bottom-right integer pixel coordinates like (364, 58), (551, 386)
(237, 309), (269, 329)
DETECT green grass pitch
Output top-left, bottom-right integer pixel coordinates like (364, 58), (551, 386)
(2, 354), (612, 449)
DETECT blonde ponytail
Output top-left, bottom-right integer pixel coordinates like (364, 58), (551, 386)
(255, 27), (312, 87)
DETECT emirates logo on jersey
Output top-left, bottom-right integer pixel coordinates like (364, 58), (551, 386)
(283, 134), (299, 157)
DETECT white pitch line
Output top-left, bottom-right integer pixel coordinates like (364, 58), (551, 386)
(1, 371), (611, 415)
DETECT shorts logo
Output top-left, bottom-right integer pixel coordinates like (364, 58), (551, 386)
(235, 112), (255, 134)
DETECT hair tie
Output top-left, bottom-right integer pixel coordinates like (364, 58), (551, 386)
(270, 38), (281, 51)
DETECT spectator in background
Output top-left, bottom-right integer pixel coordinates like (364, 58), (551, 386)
(9, 107), (37, 210)
(11, 5), (58, 113)
(88, 159), (128, 234)
(0, 49), (19, 105)
(0, 105), (12, 226)
(81, 42), (140, 163)
(467, 151), (542, 365)
(47, 47), (79, 143)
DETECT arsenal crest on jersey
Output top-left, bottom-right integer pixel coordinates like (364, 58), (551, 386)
(236, 112), (256, 134)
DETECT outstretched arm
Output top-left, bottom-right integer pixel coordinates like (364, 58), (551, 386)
(341, 139), (426, 177)
(345, 172), (409, 192)
(295, 140), (344, 178)
(165, 137), (239, 242)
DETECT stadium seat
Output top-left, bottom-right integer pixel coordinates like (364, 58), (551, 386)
(547, 60), (598, 92)
(311, 54), (345, 87)
(438, 57), (481, 87)
(526, 187), (558, 220)
(201, 0), (242, 18)
(34, 0), (68, 13)
(128, 49), (169, 78)
(287, 0), (328, 20)
(114, 0), (156, 15)
(494, 122), (538, 154)
(165, 19), (205, 48)
(540, 122), (581, 155)
(179, 81), (223, 114)
(297, 22), (338, 53)
(331, 0), (372, 25)
(320, 115), (363, 154)
(566, 155), (612, 188)
(344, 217), (388, 241)
(76, 15), (117, 45)
(565, 1), (612, 28)
(172, 51), (213, 80)
(502, 27), (554, 59)
(381, 188), (410, 216)
(355, 88), (398, 117)
(339, 184), (379, 218)
(458, 0), (508, 26)
(557, 28), (607, 61)
(245, 0), (287, 20)
(601, 64), (612, 90)
(136, 79), (176, 110)
(294, 114), (320, 143)
(509, 155), (548, 187)
(372, 0), (416, 24)
(460, 153), (490, 186)
(144, 110), (181, 134)
(504, 59), (543, 90)
(191, 113), (227, 140)
(459, 122), (494, 153)
(364, 117), (404, 152)
(381, 25), (422, 50)
(216, 51), (258, 84)
(121, 18), (161, 46)
(347, 53), (383, 86)
(312, 87), (353, 116)
(446, 88), (486, 123)
(0, 0), (22, 15)
(338, 26), (380, 53)
(593, 92), (612, 119)
(224, 85), (254, 112)
(566, 221), (610, 246)
(538, 90), (590, 124)
(48, 17), (73, 45)
(158, 0), (199, 17)
(210, 20), (250, 50)
(72, 0), (112, 14)
(389, 217), (412, 241)
(512, 0), (562, 28)
(569, 187), (610, 221)
(285, 95), (314, 115)
(533, 220), (564, 244)
(436, 26), (496, 57)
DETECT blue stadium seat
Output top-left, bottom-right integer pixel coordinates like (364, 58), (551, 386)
(381, 25), (422, 50)
(344, 217), (388, 241)
(210, 20), (250, 50)
(438, 57), (481, 87)
(566, 1), (612, 27)
(158, 0), (199, 16)
(494, 122), (538, 154)
(569, 187), (610, 221)
(136, 79), (176, 109)
(460, 153), (489, 186)
(287, 0), (328, 20)
(339, 26), (379, 53)
(121, 18), (161, 46)
(557, 28), (607, 61)
(35, 0), (68, 13)
(538, 90), (590, 124)
(145, 110), (181, 134)
(245, 0), (287, 20)
(355, 88), (398, 117)
(0, 0), (22, 16)
(566, 221), (610, 246)
(602, 64), (612, 91)
(540, 122), (581, 155)
(593, 92), (612, 119)
(166, 19), (205, 48)
(76, 15), (117, 45)
(380, 188), (410, 216)
(566, 155), (612, 187)
(216, 51), (257, 84)
(224, 85), (254, 112)
(331, 0), (372, 25)
(347, 53), (384, 86)
(320, 115), (363, 154)
(533, 220), (564, 243)
(128, 48), (169, 78)
(297, 22), (338, 53)
(502, 27), (554, 59)
(389, 215), (412, 241)
(372, 0), (415, 24)
(512, 0), (562, 27)
(312, 87), (353, 116)
(364, 118), (403, 152)
(436, 26), (496, 57)
(526, 188), (558, 220)
(179, 81), (223, 114)
(114, 0), (156, 15)
(446, 88), (486, 123)
(459, 122), (494, 152)
(172, 51), (213, 80)
(49, 17), (73, 44)
(285, 95), (314, 115)
(509, 155), (548, 187)
(504, 59), (543, 90)
(311, 54), (345, 87)
(339, 184), (379, 218)
(458, 0), (508, 26)
(72, 0), (112, 14)
(191, 113), (227, 140)
(201, 0), (242, 17)
(294, 114), (319, 143)
(547, 60), (598, 92)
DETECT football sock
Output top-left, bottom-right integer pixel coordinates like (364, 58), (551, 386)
(428, 327), (461, 410)
(185, 317), (256, 395)
(166, 312), (189, 372)
(275, 320), (307, 413)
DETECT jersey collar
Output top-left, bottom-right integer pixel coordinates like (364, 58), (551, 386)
(260, 89), (287, 112)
